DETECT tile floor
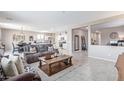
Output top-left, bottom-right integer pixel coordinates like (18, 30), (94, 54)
(29, 51), (118, 81)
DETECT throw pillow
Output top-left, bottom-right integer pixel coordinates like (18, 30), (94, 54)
(30, 47), (36, 53)
(1, 57), (19, 77)
(12, 56), (25, 74)
(48, 46), (54, 52)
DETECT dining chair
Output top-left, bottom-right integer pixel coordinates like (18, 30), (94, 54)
(12, 42), (20, 54)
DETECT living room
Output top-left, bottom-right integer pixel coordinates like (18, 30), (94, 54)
(1, 0), (124, 93)
(1, 11), (124, 81)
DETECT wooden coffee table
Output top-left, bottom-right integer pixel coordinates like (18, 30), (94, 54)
(38, 55), (72, 76)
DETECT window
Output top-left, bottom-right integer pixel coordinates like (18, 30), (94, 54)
(37, 34), (44, 40)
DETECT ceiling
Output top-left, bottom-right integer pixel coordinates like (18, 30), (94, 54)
(0, 11), (124, 32)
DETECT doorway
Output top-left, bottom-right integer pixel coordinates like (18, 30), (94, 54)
(72, 26), (88, 55)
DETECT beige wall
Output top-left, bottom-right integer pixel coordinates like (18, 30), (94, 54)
(1, 29), (55, 50)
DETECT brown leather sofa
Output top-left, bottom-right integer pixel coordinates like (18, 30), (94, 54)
(115, 54), (124, 81)
(6, 72), (41, 81)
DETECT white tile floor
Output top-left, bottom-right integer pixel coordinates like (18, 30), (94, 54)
(30, 51), (118, 81)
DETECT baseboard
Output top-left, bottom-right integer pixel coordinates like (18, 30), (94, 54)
(88, 56), (115, 62)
